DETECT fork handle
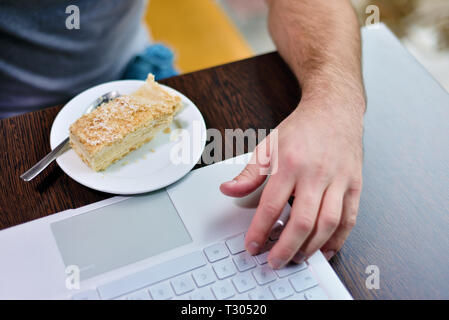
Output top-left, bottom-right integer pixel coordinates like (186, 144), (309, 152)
(20, 137), (71, 181)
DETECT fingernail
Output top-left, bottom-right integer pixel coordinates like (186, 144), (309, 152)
(269, 257), (286, 270)
(247, 241), (260, 255)
(292, 252), (306, 264)
(222, 180), (237, 186)
(323, 250), (335, 261)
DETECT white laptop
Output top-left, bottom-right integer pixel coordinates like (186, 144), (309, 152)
(0, 153), (352, 300)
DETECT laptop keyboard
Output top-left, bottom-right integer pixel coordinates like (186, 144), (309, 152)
(72, 232), (328, 300)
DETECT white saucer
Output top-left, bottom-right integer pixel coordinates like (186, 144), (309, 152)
(50, 80), (206, 195)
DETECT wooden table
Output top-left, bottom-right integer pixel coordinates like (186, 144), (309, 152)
(1, 26), (448, 299)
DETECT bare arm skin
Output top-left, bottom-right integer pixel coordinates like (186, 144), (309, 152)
(266, 0), (365, 106)
(221, 0), (366, 269)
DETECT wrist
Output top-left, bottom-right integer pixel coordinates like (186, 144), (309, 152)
(299, 76), (366, 118)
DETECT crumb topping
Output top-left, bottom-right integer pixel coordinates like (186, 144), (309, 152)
(69, 74), (181, 154)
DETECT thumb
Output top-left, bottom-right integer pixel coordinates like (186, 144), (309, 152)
(220, 154), (269, 198)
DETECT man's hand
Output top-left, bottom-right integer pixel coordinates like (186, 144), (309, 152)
(221, 0), (365, 269)
(221, 93), (364, 269)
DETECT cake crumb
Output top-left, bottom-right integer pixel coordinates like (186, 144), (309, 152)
(174, 119), (183, 129)
(150, 149), (155, 153)
(163, 127), (171, 134)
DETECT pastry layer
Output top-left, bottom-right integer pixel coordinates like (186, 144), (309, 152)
(69, 74), (181, 171)
(70, 119), (171, 171)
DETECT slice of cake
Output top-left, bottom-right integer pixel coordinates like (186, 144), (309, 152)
(69, 74), (182, 171)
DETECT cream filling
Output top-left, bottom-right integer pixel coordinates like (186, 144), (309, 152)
(71, 118), (172, 171)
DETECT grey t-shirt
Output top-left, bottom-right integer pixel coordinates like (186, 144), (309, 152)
(0, 0), (150, 118)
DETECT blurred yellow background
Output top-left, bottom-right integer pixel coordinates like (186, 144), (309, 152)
(144, 0), (253, 73)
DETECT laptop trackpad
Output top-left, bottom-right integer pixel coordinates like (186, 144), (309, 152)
(50, 190), (192, 280)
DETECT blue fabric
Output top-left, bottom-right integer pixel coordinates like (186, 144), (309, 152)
(122, 43), (178, 81)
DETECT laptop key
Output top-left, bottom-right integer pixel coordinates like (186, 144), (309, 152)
(190, 287), (216, 300)
(225, 233), (246, 254)
(117, 289), (151, 300)
(274, 262), (307, 278)
(233, 251), (256, 272)
(72, 290), (100, 300)
(303, 286), (328, 300)
(212, 258), (237, 279)
(204, 243), (229, 262)
(254, 241), (275, 264)
(255, 251), (269, 264)
(252, 265), (277, 285)
(249, 287), (275, 300)
(97, 251), (206, 299)
(192, 266), (216, 287)
(229, 294), (250, 300)
(270, 279), (294, 299)
(211, 280), (236, 300)
(232, 272), (257, 293)
(171, 274), (195, 295)
(289, 269), (318, 293)
(149, 282), (174, 300)
(173, 294), (191, 300)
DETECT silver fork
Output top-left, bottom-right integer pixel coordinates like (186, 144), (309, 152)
(20, 91), (121, 181)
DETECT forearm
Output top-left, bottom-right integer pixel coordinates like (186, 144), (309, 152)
(223, 0), (366, 267)
(267, 0), (365, 113)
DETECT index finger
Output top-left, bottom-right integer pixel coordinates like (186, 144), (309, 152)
(244, 172), (295, 255)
